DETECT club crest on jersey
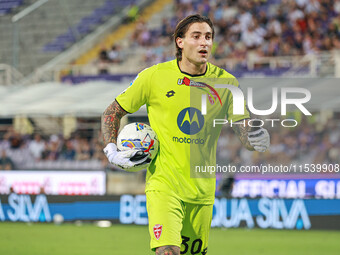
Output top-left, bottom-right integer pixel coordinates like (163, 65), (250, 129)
(177, 77), (222, 107)
(153, 224), (163, 240)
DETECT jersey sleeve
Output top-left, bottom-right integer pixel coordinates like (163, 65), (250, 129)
(226, 79), (250, 122)
(115, 66), (155, 113)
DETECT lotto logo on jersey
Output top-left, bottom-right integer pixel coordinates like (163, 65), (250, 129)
(153, 224), (163, 240)
(177, 107), (204, 135)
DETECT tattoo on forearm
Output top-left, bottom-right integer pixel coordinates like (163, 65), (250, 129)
(232, 123), (255, 151)
(155, 246), (180, 255)
(101, 100), (127, 145)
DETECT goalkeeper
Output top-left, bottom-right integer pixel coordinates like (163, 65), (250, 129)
(102, 14), (270, 255)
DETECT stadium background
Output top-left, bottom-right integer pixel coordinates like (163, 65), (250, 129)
(0, 0), (340, 254)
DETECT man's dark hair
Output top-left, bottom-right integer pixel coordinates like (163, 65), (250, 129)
(173, 14), (215, 61)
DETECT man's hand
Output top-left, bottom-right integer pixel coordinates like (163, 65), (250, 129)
(248, 128), (270, 152)
(103, 143), (150, 169)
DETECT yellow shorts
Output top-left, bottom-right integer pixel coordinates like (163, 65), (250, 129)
(146, 190), (213, 254)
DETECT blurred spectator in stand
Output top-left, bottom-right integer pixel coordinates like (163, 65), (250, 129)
(279, 42), (295, 56)
(0, 150), (15, 170)
(143, 46), (156, 64)
(92, 137), (108, 168)
(160, 18), (173, 38)
(335, 0), (340, 14)
(284, 134), (299, 160)
(288, 3), (305, 26)
(230, 42), (247, 67)
(314, 135), (333, 164)
(3, 128), (32, 168)
(28, 134), (46, 161)
(75, 138), (92, 161)
(241, 25), (264, 49)
(238, 8), (252, 31)
(306, 11), (318, 34)
(108, 45), (123, 64)
(267, 133), (290, 164)
(267, 17), (282, 37)
(124, 4), (139, 23)
(327, 22), (339, 39)
(60, 139), (76, 160)
(306, 0), (321, 13)
(320, 37), (333, 51)
(8, 130), (23, 149)
(293, 33), (304, 55)
(44, 135), (60, 161)
(214, 41), (230, 60)
(0, 127), (15, 151)
(265, 36), (280, 56)
(131, 20), (147, 46)
(138, 26), (152, 46)
(222, 2), (238, 23)
(303, 33), (316, 54)
(97, 48), (110, 74)
(211, 3), (224, 24)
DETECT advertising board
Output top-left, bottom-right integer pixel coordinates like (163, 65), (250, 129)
(0, 194), (339, 230)
(0, 171), (106, 195)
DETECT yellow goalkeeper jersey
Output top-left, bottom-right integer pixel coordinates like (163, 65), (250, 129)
(116, 59), (249, 205)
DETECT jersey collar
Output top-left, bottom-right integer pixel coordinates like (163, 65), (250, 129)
(176, 59), (208, 77)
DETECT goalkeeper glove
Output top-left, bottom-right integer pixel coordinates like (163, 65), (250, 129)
(248, 128), (270, 152)
(103, 143), (150, 170)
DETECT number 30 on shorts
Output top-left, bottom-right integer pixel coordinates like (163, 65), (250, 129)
(180, 236), (207, 255)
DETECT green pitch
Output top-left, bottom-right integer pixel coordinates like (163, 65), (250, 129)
(0, 222), (339, 255)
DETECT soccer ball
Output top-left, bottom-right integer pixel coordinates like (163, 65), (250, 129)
(117, 122), (159, 171)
